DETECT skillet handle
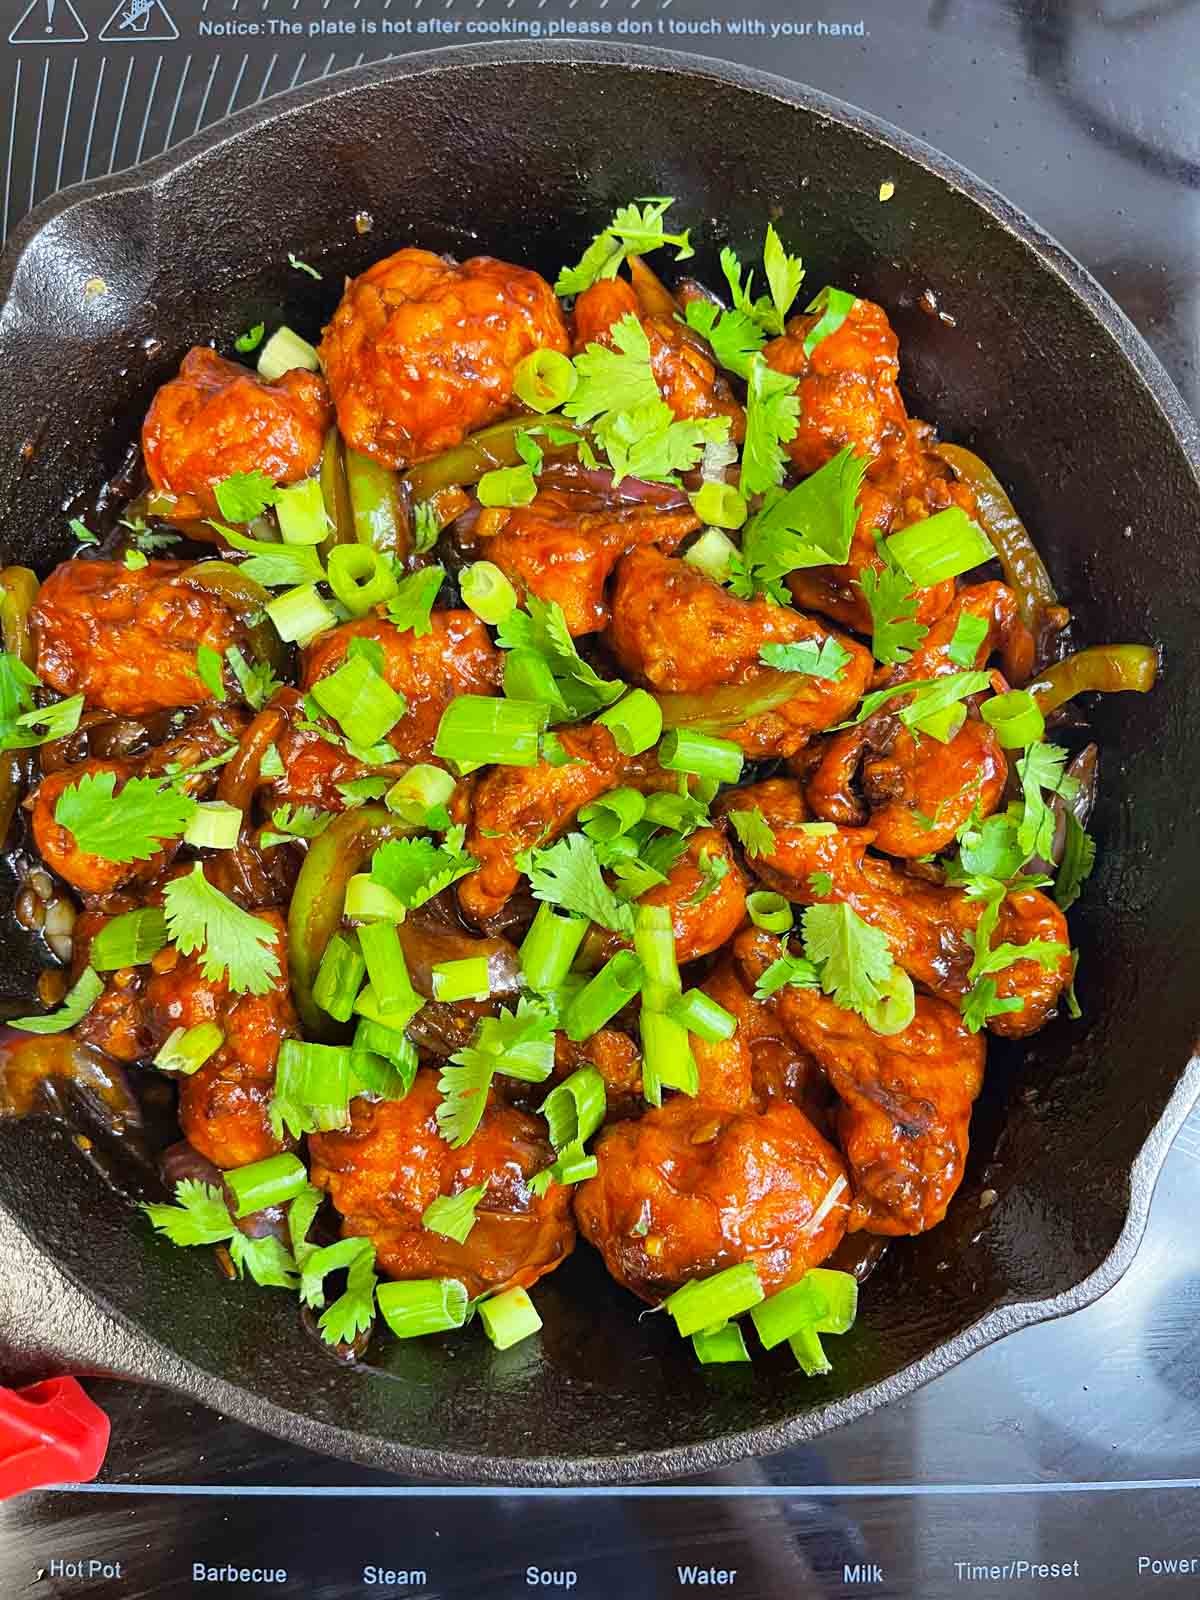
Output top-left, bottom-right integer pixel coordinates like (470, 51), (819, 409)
(0, 1378), (109, 1498)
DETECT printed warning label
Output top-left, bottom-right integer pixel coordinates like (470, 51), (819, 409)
(9, 0), (88, 45)
(99, 0), (178, 43)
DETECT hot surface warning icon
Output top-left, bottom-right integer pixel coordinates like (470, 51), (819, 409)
(99, 0), (178, 41)
(9, 0), (89, 44)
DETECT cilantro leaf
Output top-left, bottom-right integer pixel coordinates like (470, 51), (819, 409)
(719, 245), (779, 333)
(10, 967), (103, 1034)
(949, 809), (1027, 883)
(803, 286), (856, 356)
(961, 978), (1025, 1034)
(371, 827), (477, 908)
(69, 517), (99, 545)
(422, 1182), (488, 1244)
(593, 396), (730, 485)
(740, 355), (800, 498)
(0, 655), (85, 751)
(759, 637), (852, 681)
(762, 222), (805, 330)
(1015, 743), (1079, 861)
(213, 470), (278, 524)
(496, 595), (622, 717)
(754, 951), (820, 1000)
(260, 805), (333, 849)
(836, 670), (992, 733)
(808, 870), (834, 897)
(683, 299), (767, 380)
(1054, 813), (1096, 911)
(727, 807), (776, 860)
(565, 313), (661, 423)
(235, 322), (265, 353)
(317, 1242), (379, 1344)
(682, 845), (731, 907)
(947, 610), (989, 669)
(801, 902), (895, 1016)
(211, 523), (323, 587)
(523, 832), (634, 935)
(142, 1179), (235, 1247)
(225, 645), (281, 711)
(53, 770), (196, 862)
(195, 644), (227, 702)
(859, 561), (927, 666)
(228, 1233), (301, 1290)
(162, 863), (282, 995)
(742, 445), (868, 580)
(555, 198), (693, 296)
(299, 1235), (376, 1319)
(124, 548), (148, 571)
(386, 565), (444, 637)
(437, 998), (557, 1148)
(135, 529), (181, 554)
(0, 652), (38, 724)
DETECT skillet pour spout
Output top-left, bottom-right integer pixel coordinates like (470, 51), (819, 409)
(0, 43), (1196, 1483)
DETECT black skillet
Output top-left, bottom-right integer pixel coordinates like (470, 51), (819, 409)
(0, 43), (1197, 1485)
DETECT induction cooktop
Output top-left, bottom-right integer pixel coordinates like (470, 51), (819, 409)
(1, 3), (1198, 1596)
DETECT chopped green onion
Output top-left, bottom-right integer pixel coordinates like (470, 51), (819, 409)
(640, 1009), (698, 1107)
(634, 902), (681, 1010)
(90, 907), (168, 970)
(477, 1286), (542, 1351)
(751, 1265), (858, 1373)
(860, 967), (916, 1037)
(431, 956), (490, 1003)
(153, 1021), (224, 1076)
(266, 582), (336, 644)
(326, 544), (401, 617)
(564, 950), (643, 1042)
(460, 561), (518, 626)
(668, 988), (737, 1043)
(477, 464), (537, 509)
(595, 688), (663, 757)
(579, 787), (645, 843)
(273, 1039), (357, 1133)
(352, 1019), (418, 1098)
(224, 1151), (309, 1218)
(275, 478), (329, 545)
(376, 1277), (469, 1339)
(540, 1066), (606, 1150)
(421, 1183), (488, 1245)
(684, 527), (739, 584)
(353, 980), (424, 1032)
(358, 921), (420, 1018)
(312, 931), (366, 1023)
(528, 1139), (598, 1196)
(385, 764), (456, 826)
(433, 695), (549, 768)
(343, 873), (407, 923)
(692, 1322), (752, 1364)
(746, 891), (792, 934)
(183, 801), (242, 851)
(344, 449), (403, 553)
(885, 507), (993, 588)
(503, 648), (567, 715)
(689, 480), (748, 530)
(310, 654), (406, 748)
(513, 348), (578, 412)
(664, 1262), (764, 1338)
(981, 688), (1045, 749)
(256, 325), (320, 381)
(658, 728), (744, 785)
(520, 903), (588, 995)
(910, 701), (967, 745)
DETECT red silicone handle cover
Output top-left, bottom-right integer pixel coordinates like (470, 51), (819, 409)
(0, 1377), (110, 1499)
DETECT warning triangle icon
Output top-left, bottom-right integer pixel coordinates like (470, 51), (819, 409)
(9, 0), (89, 45)
(99, 0), (178, 42)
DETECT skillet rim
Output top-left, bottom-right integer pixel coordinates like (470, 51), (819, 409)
(0, 40), (1198, 1484)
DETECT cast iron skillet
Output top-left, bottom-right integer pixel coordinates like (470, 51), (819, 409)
(0, 43), (1197, 1485)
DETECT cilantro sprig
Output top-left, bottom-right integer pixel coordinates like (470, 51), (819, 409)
(437, 998), (557, 1148)
(523, 832), (635, 936)
(162, 864), (282, 995)
(53, 770), (197, 863)
(555, 198), (694, 296)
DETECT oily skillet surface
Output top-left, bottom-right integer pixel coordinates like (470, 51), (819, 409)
(0, 44), (1197, 1483)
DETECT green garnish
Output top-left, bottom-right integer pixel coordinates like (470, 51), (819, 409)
(142, 1179), (299, 1290)
(859, 558), (927, 666)
(555, 197), (693, 296)
(1054, 814), (1096, 912)
(370, 826), (477, 909)
(947, 610), (988, 668)
(496, 595), (622, 718)
(437, 998), (557, 1148)
(739, 355), (800, 498)
(727, 807), (776, 860)
(385, 565), (445, 637)
(759, 637), (852, 680)
(523, 832), (635, 936)
(740, 445), (867, 584)
(213, 469), (278, 524)
(68, 517), (99, 545)
(422, 1183), (488, 1245)
(194, 644), (227, 702)
(234, 322), (266, 353)
(53, 770), (195, 863)
(162, 863), (281, 996)
(10, 967), (104, 1034)
(802, 286), (856, 356)
(287, 251), (322, 280)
